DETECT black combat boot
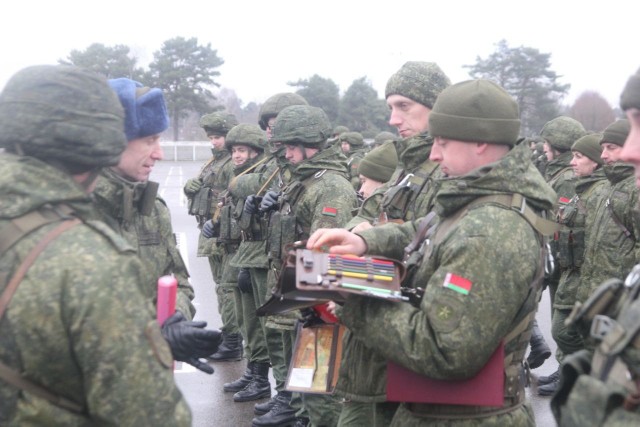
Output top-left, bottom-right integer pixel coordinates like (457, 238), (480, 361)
(251, 391), (297, 427)
(208, 332), (243, 362)
(292, 417), (310, 427)
(233, 362), (271, 402)
(526, 320), (551, 369)
(537, 369), (559, 386)
(254, 394), (277, 415)
(223, 362), (254, 393)
(537, 375), (559, 396)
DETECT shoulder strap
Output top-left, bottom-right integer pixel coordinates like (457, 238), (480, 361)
(606, 198), (634, 241)
(0, 217), (84, 415)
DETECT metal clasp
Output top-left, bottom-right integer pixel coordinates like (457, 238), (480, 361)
(590, 314), (616, 340)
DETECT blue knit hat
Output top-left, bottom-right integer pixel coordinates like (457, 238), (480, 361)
(108, 78), (168, 142)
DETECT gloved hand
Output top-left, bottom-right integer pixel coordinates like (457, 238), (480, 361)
(299, 307), (325, 328)
(243, 195), (261, 215)
(161, 311), (222, 374)
(184, 178), (203, 195)
(202, 219), (220, 238)
(237, 268), (253, 294)
(259, 190), (280, 213)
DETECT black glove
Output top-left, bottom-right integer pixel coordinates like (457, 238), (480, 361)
(299, 307), (325, 328)
(161, 311), (222, 374)
(259, 190), (280, 213)
(237, 268), (253, 294)
(202, 219), (220, 239)
(243, 195), (261, 215)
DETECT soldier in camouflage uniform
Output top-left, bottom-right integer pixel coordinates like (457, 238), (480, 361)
(184, 111), (243, 361)
(540, 134), (608, 396)
(357, 141), (398, 201)
(93, 78), (220, 374)
(335, 61), (450, 427)
(338, 131), (367, 191)
(531, 117), (587, 380)
(251, 105), (358, 427)
(201, 124), (272, 401)
(0, 65), (191, 425)
(551, 67), (640, 426)
(309, 79), (557, 426)
(346, 61), (450, 233)
(369, 130), (397, 149)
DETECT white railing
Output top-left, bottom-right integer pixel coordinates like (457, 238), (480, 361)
(160, 141), (211, 161)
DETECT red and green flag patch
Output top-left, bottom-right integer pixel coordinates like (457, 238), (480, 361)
(322, 207), (337, 217)
(443, 273), (472, 295)
(559, 197), (571, 204)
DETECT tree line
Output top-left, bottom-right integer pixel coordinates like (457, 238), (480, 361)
(61, 38), (618, 141)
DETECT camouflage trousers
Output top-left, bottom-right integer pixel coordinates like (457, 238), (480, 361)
(300, 393), (343, 427)
(232, 286), (268, 363)
(551, 308), (584, 363)
(337, 401), (399, 427)
(213, 253), (239, 335)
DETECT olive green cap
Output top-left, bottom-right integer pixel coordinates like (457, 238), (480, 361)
(620, 67), (640, 111)
(258, 92), (308, 130)
(540, 116), (587, 151)
(385, 61), (450, 109)
(225, 123), (267, 152)
(601, 119), (630, 146)
(199, 112), (238, 137)
(338, 131), (364, 147)
(0, 64), (126, 172)
(571, 133), (604, 165)
(374, 131), (397, 146)
(429, 79), (520, 146)
(358, 141), (398, 183)
(271, 105), (331, 148)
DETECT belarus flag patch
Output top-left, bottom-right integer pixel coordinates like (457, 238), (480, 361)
(443, 272), (473, 295)
(559, 197), (571, 204)
(322, 207), (337, 217)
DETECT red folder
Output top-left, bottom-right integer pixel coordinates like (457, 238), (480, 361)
(386, 341), (504, 407)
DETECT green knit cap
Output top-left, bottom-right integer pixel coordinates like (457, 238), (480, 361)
(621, 67), (640, 111)
(540, 116), (587, 151)
(571, 133), (603, 165)
(385, 61), (450, 109)
(339, 131), (364, 147)
(428, 79), (520, 146)
(601, 119), (630, 146)
(358, 141), (398, 183)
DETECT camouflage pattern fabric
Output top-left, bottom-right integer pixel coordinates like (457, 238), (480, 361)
(93, 168), (195, 320)
(577, 163), (640, 309)
(345, 148), (367, 191)
(343, 142), (555, 426)
(0, 153), (190, 426)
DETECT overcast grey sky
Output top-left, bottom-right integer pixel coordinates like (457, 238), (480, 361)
(2, 0), (637, 109)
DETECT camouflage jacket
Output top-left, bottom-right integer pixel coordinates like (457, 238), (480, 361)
(343, 142), (555, 425)
(577, 163), (640, 303)
(554, 169), (607, 309)
(345, 148), (366, 191)
(345, 131), (440, 229)
(93, 169), (195, 319)
(0, 154), (190, 426)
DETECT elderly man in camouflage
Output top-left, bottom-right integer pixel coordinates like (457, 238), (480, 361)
(0, 65), (191, 425)
(184, 112), (244, 361)
(551, 68), (640, 426)
(251, 104), (359, 427)
(336, 61), (450, 427)
(93, 78), (220, 374)
(308, 79), (557, 426)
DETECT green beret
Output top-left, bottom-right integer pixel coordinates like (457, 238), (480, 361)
(601, 119), (630, 146)
(339, 131), (364, 147)
(540, 116), (587, 151)
(621, 67), (640, 111)
(571, 133), (603, 165)
(385, 61), (450, 109)
(428, 79), (520, 146)
(358, 141), (398, 183)
(199, 112), (239, 137)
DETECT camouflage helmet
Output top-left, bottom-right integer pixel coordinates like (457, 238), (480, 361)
(540, 116), (587, 152)
(225, 123), (267, 152)
(258, 92), (308, 130)
(0, 64), (126, 172)
(199, 111), (239, 137)
(339, 131), (365, 147)
(332, 125), (349, 136)
(271, 105), (332, 148)
(374, 131), (397, 146)
(385, 61), (451, 109)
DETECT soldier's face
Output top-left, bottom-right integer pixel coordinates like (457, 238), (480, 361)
(430, 137), (478, 177)
(358, 175), (383, 199)
(112, 134), (163, 182)
(620, 108), (640, 187)
(601, 142), (624, 164)
(266, 118), (277, 140)
(386, 95), (430, 139)
(341, 141), (351, 153)
(543, 141), (555, 161)
(285, 144), (318, 164)
(231, 145), (256, 166)
(570, 151), (598, 177)
(209, 135), (226, 150)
